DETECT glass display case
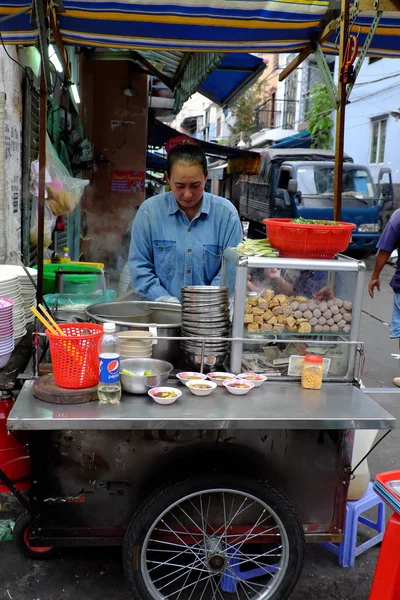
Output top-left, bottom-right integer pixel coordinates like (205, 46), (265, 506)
(222, 249), (366, 381)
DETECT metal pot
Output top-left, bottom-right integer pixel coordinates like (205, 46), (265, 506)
(85, 301), (181, 363)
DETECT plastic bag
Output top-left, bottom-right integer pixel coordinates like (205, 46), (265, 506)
(0, 520), (14, 542)
(30, 196), (56, 248)
(45, 134), (89, 216)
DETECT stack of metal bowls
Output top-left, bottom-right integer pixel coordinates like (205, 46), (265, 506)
(181, 286), (230, 370)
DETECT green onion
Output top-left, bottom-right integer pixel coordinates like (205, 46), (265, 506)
(235, 238), (278, 257)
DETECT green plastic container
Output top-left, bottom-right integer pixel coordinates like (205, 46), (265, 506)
(33, 264), (103, 295)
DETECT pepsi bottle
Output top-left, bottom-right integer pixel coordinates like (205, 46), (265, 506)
(98, 322), (121, 404)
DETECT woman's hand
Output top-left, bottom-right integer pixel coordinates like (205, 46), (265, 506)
(265, 268), (281, 280)
(313, 287), (334, 301)
(247, 275), (261, 292)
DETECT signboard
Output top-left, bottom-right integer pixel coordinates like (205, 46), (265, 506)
(110, 170), (145, 193)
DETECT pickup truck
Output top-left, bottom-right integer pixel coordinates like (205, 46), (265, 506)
(239, 149), (393, 252)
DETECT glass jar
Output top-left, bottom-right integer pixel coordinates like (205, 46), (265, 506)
(60, 247), (70, 263)
(301, 355), (323, 390)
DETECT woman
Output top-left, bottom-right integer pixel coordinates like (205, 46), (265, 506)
(128, 142), (243, 302)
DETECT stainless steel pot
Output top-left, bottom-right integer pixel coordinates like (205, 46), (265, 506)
(85, 301), (182, 363)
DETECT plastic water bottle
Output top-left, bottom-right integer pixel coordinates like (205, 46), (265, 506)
(98, 322), (121, 404)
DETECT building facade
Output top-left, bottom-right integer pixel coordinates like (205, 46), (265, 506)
(344, 57), (400, 202)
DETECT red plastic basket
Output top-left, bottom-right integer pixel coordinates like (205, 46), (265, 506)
(46, 323), (103, 389)
(263, 218), (356, 259)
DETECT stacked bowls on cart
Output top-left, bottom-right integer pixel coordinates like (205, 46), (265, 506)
(117, 331), (153, 359)
(0, 266), (27, 343)
(13, 266), (37, 326)
(0, 298), (15, 367)
(181, 286), (230, 369)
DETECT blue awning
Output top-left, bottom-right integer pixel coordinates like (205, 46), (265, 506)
(198, 54), (265, 108)
(2, 2), (400, 59)
(148, 116), (258, 160)
(146, 151), (166, 172)
(0, 1), (327, 51)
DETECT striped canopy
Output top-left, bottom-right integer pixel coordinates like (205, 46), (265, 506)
(1, 0), (399, 57)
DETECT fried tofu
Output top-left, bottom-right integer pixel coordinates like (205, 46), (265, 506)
(264, 289), (275, 302)
(263, 309), (273, 322)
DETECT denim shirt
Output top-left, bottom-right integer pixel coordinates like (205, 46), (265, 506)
(128, 191), (243, 301)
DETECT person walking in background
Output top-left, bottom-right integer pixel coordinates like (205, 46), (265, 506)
(369, 208), (400, 386)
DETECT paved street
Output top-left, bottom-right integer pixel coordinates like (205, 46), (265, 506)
(0, 256), (399, 600)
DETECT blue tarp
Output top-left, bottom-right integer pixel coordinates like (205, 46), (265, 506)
(198, 54), (265, 107)
(270, 131), (312, 149)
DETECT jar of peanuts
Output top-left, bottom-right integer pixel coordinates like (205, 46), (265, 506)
(301, 355), (323, 390)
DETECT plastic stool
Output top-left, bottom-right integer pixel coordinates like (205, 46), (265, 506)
(369, 513), (400, 599)
(321, 482), (385, 567)
(220, 547), (279, 593)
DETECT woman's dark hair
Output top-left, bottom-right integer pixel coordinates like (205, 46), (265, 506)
(166, 144), (208, 177)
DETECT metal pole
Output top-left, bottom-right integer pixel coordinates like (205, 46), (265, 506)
(333, 0), (350, 221)
(36, 64), (47, 306)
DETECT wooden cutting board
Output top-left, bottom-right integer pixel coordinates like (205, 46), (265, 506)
(33, 374), (98, 404)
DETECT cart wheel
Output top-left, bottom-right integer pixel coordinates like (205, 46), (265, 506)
(14, 512), (57, 560)
(123, 475), (305, 600)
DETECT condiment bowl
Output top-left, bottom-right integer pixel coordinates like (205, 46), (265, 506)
(207, 372), (236, 386)
(176, 371), (207, 383)
(185, 379), (217, 396)
(148, 387), (182, 405)
(223, 379), (254, 396)
(120, 358), (173, 394)
(238, 373), (267, 387)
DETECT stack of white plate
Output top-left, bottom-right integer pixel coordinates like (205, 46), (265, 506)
(117, 330), (153, 359)
(12, 266), (37, 325)
(0, 297), (14, 368)
(0, 266), (27, 341)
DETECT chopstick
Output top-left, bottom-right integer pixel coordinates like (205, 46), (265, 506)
(38, 303), (65, 336)
(30, 306), (57, 335)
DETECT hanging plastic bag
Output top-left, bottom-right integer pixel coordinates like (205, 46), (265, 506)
(30, 196), (56, 248)
(45, 134), (89, 216)
(0, 520), (14, 542)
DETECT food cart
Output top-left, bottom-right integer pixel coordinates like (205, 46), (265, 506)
(3, 250), (396, 600)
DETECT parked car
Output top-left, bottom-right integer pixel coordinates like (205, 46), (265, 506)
(238, 149), (393, 253)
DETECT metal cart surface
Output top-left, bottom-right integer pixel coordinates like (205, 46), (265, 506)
(5, 379), (395, 600)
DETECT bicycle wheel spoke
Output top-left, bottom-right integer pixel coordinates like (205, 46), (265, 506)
(212, 496), (251, 541)
(158, 557), (206, 592)
(164, 571), (216, 599)
(187, 562), (207, 600)
(157, 518), (201, 560)
(229, 519), (279, 560)
(209, 572), (226, 600)
(176, 502), (204, 536)
(148, 537), (204, 552)
(148, 557), (204, 577)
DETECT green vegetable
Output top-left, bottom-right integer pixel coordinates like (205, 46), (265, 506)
(121, 368), (153, 377)
(291, 218), (339, 226)
(236, 238), (278, 257)
(121, 369), (138, 376)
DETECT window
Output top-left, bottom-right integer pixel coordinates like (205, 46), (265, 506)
(370, 118), (387, 164)
(216, 117), (221, 138)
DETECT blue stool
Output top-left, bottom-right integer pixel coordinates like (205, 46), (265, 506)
(321, 482), (385, 567)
